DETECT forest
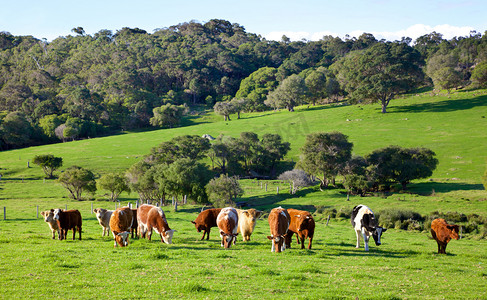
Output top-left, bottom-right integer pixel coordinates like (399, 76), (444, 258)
(1, 19), (487, 149)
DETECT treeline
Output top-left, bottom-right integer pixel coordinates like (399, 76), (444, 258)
(1, 20), (487, 149)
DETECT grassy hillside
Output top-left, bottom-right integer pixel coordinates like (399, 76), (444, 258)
(1, 91), (487, 299)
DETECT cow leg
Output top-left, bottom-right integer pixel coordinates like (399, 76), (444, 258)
(72, 228), (76, 240)
(308, 236), (313, 250)
(362, 232), (369, 251)
(355, 230), (361, 248)
(441, 243), (447, 254)
(300, 235), (305, 249)
(202, 230), (208, 240)
(78, 226), (82, 240)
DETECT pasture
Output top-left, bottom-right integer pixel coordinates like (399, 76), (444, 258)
(1, 90), (487, 298)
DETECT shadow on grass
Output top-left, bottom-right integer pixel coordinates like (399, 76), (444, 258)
(410, 182), (485, 194)
(390, 95), (487, 114)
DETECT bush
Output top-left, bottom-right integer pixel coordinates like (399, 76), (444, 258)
(429, 211), (467, 223)
(378, 208), (424, 230)
(336, 207), (351, 219)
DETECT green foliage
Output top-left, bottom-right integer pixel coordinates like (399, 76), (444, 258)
(148, 135), (211, 165)
(377, 208), (424, 230)
(150, 103), (186, 128)
(235, 67), (278, 111)
(205, 174), (243, 206)
(264, 74), (308, 111)
(213, 101), (236, 121)
(32, 154), (63, 178)
(97, 172), (130, 201)
(425, 52), (463, 92)
(298, 131), (353, 189)
(471, 61), (487, 87)
(366, 146), (438, 190)
(0, 111), (34, 148)
(57, 165), (97, 200)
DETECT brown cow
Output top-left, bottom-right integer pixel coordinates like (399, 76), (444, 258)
(431, 218), (460, 254)
(267, 207), (290, 253)
(130, 209), (138, 239)
(285, 208), (315, 250)
(216, 207), (239, 248)
(52, 209), (82, 240)
(236, 208), (263, 242)
(40, 210), (60, 239)
(137, 204), (175, 244)
(191, 208), (222, 240)
(109, 207), (133, 247)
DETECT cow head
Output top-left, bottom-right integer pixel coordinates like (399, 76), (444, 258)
(52, 208), (62, 221)
(115, 231), (130, 247)
(220, 231), (238, 248)
(295, 214), (313, 231)
(372, 226), (387, 246)
(162, 229), (175, 244)
(93, 208), (107, 218)
(41, 210), (55, 223)
(447, 224), (460, 240)
(267, 235), (286, 253)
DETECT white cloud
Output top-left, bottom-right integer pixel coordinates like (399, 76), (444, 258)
(264, 24), (477, 42)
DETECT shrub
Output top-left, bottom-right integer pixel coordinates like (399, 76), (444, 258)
(378, 208), (424, 230)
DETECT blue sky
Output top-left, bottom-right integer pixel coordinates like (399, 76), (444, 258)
(1, 0), (486, 42)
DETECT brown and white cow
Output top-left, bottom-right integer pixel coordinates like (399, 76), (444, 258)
(267, 207), (290, 253)
(130, 209), (138, 239)
(137, 204), (175, 244)
(430, 218), (460, 254)
(216, 207), (239, 248)
(191, 208), (222, 240)
(52, 209), (82, 240)
(285, 208), (315, 250)
(109, 207), (133, 247)
(40, 210), (60, 239)
(93, 208), (114, 237)
(236, 208), (263, 242)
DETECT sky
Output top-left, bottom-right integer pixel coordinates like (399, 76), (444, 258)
(1, 0), (486, 42)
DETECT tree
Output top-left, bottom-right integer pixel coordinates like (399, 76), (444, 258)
(58, 166), (97, 200)
(0, 111), (33, 148)
(148, 135), (211, 164)
(278, 169), (314, 194)
(126, 161), (160, 202)
(213, 101), (235, 121)
(264, 74), (308, 111)
(471, 61), (487, 87)
(298, 132), (353, 189)
(333, 42), (423, 113)
(32, 154), (63, 179)
(38, 115), (63, 139)
(150, 103), (186, 128)
(235, 67), (279, 111)
(365, 146), (438, 190)
(205, 174), (243, 206)
(425, 52), (462, 93)
(304, 67), (328, 105)
(256, 133), (291, 177)
(97, 173), (130, 201)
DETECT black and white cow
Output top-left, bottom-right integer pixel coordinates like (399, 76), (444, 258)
(351, 204), (386, 251)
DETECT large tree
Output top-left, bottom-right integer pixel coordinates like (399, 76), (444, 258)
(264, 74), (308, 111)
(333, 42), (424, 113)
(97, 173), (130, 201)
(58, 166), (97, 200)
(205, 174), (243, 206)
(32, 154), (63, 178)
(298, 131), (353, 189)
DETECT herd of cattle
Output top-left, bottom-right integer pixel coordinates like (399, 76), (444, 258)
(40, 204), (460, 254)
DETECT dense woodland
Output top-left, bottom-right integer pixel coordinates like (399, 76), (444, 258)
(1, 19), (487, 149)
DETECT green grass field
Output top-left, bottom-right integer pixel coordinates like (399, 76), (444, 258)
(1, 91), (487, 299)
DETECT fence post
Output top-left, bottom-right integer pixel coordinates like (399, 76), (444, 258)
(91, 203), (93, 213)
(174, 202), (178, 212)
(136, 200), (139, 208)
(265, 183), (267, 192)
(326, 215), (330, 226)
(276, 186), (279, 195)
(65, 204), (67, 210)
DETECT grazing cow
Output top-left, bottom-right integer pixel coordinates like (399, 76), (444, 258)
(93, 208), (114, 237)
(137, 204), (175, 244)
(267, 207), (291, 253)
(236, 208), (263, 242)
(216, 207), (239, 248)
(191, 208), (222, 240)
(430, 218), (460, 254)
(351, 205), (386, 251)
(52, 209), (82, 241)
(109, 207), (133, 247)
(285, 208), (315, 250)
(130, 209), (138, 239)
(40, 210), (60, 239)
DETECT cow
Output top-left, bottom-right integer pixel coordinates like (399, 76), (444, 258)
(130, 209), (138, 239)
(351, 204), (386, 251)
(216, 207), (239, 248)
(236, 208), (263, 242)
(52, 209), (82, 241)
(191, 208), (222, 240)
(109, 207), (133, 247)
(285, 208), (315, 250)
(137, 204), (175, 244)
(93, 208), (114, 237)
(40, 210), (60, 239)
(267, 207), (291, 253)
(430, 218), (460, 254)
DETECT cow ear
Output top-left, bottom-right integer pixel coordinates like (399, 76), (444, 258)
(244, 211), (249, 216)
(266, 236), (273, 240)
(50, 209), (54, 212)
(382, 228), (387, 232)
(191, 221), (196, 224)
